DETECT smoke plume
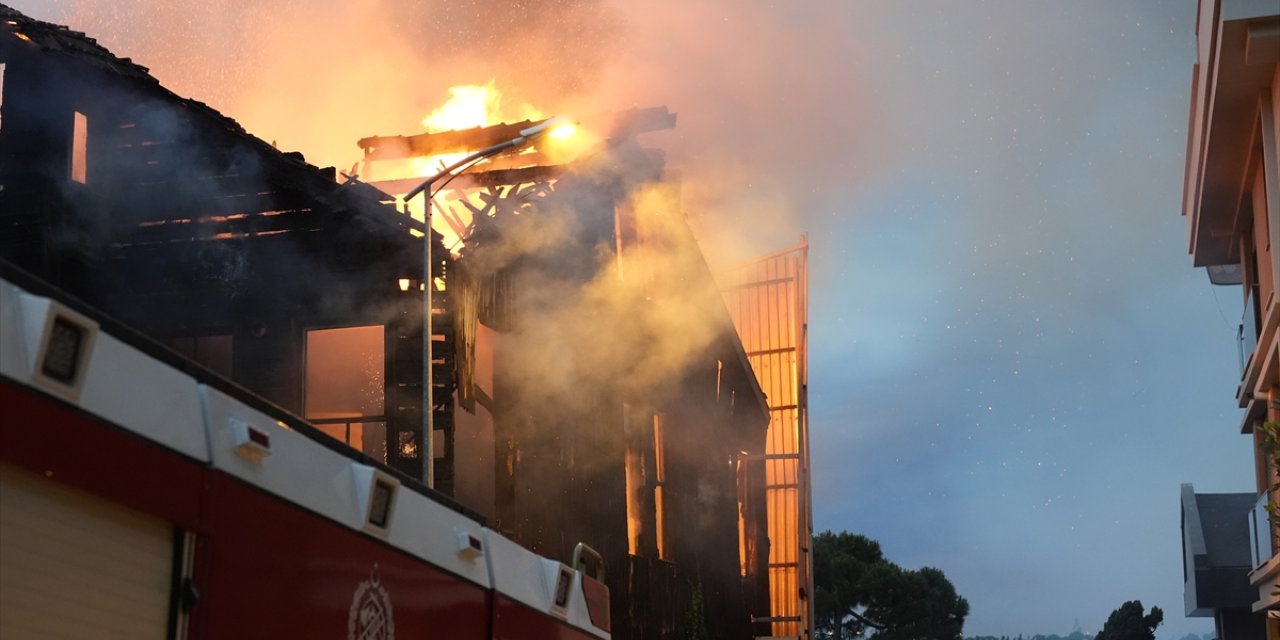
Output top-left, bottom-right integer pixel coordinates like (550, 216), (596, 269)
(12, 0), (864, 263)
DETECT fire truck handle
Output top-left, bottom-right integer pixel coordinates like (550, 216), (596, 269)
(572, 542), (606, 583)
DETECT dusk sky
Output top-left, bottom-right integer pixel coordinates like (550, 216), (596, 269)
(9, 0), (1254, 637)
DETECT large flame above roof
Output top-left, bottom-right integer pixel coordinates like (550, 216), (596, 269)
(421, 81), (544, 134)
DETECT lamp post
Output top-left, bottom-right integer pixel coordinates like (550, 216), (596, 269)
(401, 116), (575, 488)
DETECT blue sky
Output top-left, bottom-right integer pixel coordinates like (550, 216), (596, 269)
(11, 0), (1254, 636)
(799, 3), (1250, 636)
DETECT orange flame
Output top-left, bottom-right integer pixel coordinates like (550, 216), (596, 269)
(421, 80), (543, 133)
(389, 82), (585, 256)
(410, 81), (546, 179)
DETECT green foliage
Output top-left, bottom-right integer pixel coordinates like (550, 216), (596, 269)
(1258, 422), (1280, 599)
(814, 530), (886, 637)
(814, 530), (969, 640)
(1093, 601), (1162, 640)
(1260, 421), (1280, 523)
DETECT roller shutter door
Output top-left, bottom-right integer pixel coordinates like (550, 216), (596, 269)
(0, 462), (173, 638)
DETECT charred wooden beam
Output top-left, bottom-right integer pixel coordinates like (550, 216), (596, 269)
(358, 106), (678, 161)
(368, 164), (564, 197)
(111, 207), (326, 244)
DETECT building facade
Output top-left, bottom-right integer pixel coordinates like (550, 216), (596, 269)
(720, 240), (814, 639)
(1181, 0), (1280, 632)
(359, 115), (777, 639)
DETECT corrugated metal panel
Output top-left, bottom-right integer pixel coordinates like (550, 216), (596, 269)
(0, 462), (173, 637)
(720, 238), (812, 638)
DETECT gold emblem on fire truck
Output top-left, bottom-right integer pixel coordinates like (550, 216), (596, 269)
(348, 564), (395, 640)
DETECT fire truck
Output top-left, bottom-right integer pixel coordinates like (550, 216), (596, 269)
(0, 263), (612, 639)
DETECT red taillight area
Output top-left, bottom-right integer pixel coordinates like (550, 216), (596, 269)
(581, 576), (610, 632)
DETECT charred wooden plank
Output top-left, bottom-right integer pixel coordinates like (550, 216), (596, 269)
(358, 106), (677, 161)
(367, 165), (565, 197)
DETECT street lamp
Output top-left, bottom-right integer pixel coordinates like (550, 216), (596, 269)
(401, 115), (576, 487)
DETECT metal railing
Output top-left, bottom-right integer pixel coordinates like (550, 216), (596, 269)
(308, 415), (387, 450)
(1250, 492), (1273, 570)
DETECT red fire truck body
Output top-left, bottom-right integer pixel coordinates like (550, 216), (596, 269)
(0, 269), (611, 639)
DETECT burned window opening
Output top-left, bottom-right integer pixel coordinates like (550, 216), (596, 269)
(624, 407), (670, 561)
(304, 326), (386, 461)
(653, 413), (668, 560)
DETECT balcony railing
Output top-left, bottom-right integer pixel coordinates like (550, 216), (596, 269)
(309, 415), (388, 461)
(1250, 493), (1274, 570)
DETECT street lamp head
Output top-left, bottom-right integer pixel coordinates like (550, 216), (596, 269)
(520, 115), (578, 141)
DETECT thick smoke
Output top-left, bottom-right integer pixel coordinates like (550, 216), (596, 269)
(23, 0), (625, 182)
(12, 0), (863, 263)
(9, 0), (828, 503)
(10, 0), (782, 411)
(476, 154), (729, 418)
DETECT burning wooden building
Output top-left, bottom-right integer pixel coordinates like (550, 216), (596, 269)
(0, 5), (792, 638)
(0, 5), (442, 479)
(358, 110), (776, 638)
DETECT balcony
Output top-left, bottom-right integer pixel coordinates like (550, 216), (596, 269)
(309, 415), (388, 457)
(1250, 493), (1274, 569)
(1247, 492), (1280, 612)
(1236, 291), (1279, 434)
(1240, 291), (1259, 377)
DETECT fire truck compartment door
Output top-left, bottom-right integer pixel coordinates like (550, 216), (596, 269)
(0, 462), (174, 637)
